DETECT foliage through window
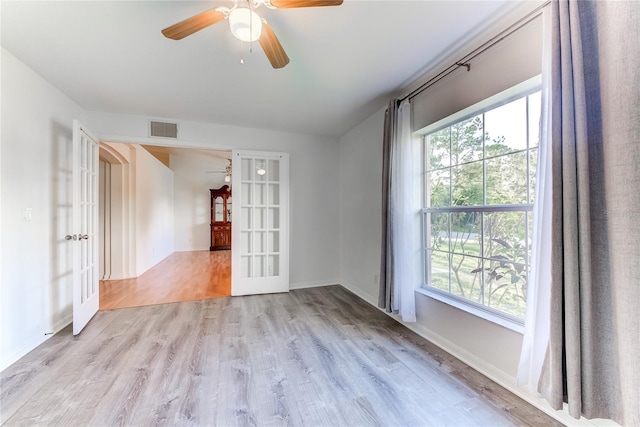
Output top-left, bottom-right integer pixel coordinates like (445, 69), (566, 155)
(423, 90), (541, 320)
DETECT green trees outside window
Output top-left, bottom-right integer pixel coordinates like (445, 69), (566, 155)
(424, 91), (540, 319)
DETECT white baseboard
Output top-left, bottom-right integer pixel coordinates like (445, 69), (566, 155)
(52, 313), (73, 335)
(0, 314), (71, 373)
(289, 280), (339, 290)
(1, 335), (49, 372)
(336, 281), (617, 427)
(339, 280), (378, 305)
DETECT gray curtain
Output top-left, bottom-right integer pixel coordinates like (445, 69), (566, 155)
(379, 99), (399, 312)
(539, 1), (640, 425)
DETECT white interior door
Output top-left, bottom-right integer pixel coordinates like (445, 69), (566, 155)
(71, 120), (99, 335)
(231, 151), (289, 296)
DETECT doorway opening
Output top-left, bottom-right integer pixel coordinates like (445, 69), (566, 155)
(98, 142), (232, 310)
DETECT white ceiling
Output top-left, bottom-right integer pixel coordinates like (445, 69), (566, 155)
(1, 0), (518, 138)
(141, 146), (233, 187)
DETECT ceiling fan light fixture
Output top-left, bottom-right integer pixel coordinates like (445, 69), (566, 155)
(257, 160), (266, 176)
(229, 8), (262, 42)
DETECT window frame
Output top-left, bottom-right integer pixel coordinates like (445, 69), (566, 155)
(417, 76), (542, 332)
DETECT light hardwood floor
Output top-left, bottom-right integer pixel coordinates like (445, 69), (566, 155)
(1, 286), (561, 426)
(100, 250), (231, 310)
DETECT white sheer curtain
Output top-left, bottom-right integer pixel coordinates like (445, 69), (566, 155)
(517, 5), (552, 389)
(390, 99), (418, 322)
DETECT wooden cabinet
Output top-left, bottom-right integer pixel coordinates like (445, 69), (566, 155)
(210, 185), (232, 251)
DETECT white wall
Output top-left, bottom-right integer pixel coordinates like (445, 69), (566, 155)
(100, 141), (175, 279)
(0, 48), (88, 370)
(92, 112), (341, 288)
(171, 151), (228, 252)
(172, 170), (210, 252)
(133, 145), (175, 275)
(338, 107), (387, 302)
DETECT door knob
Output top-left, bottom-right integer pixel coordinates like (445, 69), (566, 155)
(65, 234), (77, 241)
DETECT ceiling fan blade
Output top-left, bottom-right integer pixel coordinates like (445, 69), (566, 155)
(259, 22), (290, 69)
(162, 9), (226, 40)
(270, 0), (343, 8)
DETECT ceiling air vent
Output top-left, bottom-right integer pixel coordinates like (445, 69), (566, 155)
(149, 120), (178, 139)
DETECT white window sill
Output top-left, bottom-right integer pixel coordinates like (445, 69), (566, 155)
(415, 287), (525, 334)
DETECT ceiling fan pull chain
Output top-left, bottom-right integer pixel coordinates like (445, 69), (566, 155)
(240, 41), (245, 64)
(249, 1), (254, 53)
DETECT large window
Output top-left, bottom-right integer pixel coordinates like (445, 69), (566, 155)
(422, 82), (541, 322)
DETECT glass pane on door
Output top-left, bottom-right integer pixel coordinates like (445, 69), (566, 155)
(240, 156), (281, 278)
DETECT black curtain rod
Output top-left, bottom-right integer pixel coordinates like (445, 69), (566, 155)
(400, 1), (551, 103)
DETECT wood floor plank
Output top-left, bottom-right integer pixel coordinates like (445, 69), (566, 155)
(100, 250), (231, 310)
(1, 285), (562, 427)
(0, 307), (151, 425)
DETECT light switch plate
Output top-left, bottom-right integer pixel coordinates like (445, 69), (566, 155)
(22, 208), (33, 221)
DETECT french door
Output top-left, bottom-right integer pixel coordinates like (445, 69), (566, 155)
(71, 120), (99, 335)
(231, 150), (289, 296)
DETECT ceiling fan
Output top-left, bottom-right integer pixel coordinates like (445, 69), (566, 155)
(206, 159), (233, 182)
(161, 0), (343, 69)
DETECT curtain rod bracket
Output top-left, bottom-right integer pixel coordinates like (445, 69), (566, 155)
(456, 62), (471, 72)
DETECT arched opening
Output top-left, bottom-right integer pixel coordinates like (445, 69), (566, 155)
(98, 142), (134, 280)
